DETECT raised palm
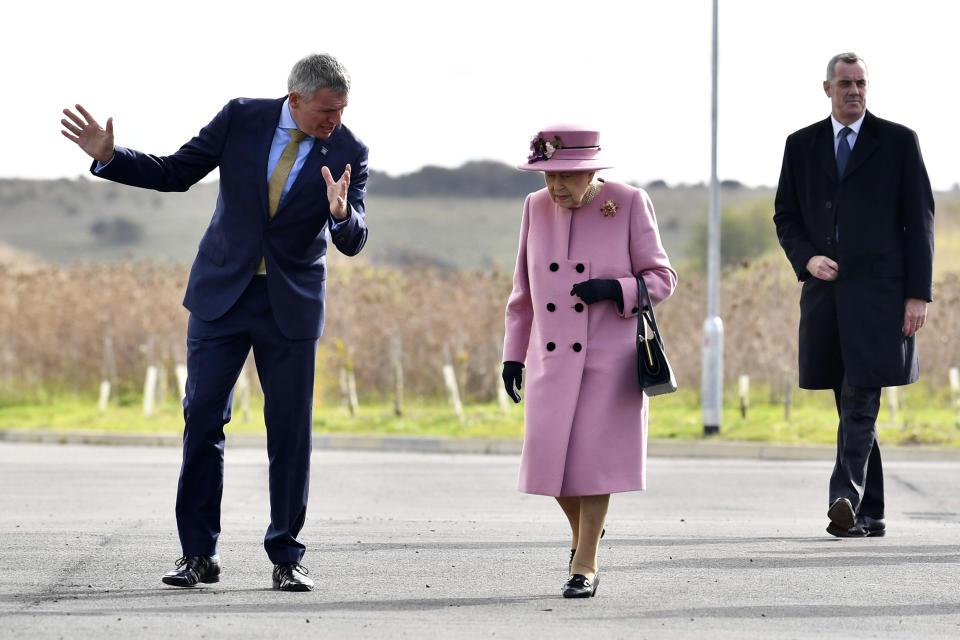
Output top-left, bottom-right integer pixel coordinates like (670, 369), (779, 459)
(321, 164), (351, 220)
(61, 104), (114, 164)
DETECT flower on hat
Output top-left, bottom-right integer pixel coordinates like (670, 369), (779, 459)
(600, 200), (618, 217)
(527, 135), (563, 163)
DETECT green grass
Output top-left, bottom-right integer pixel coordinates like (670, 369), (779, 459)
(1, 387), (959, 447)
(0, 395), (525, 440)
(648, 388), (960, 446)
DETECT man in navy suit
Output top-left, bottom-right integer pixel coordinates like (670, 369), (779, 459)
(774, 53), (934, 539)
(61, 53), (368, 591)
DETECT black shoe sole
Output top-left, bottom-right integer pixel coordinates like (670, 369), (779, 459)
(826, 523), (865, 538)
(161, 574), (219, 587)
(273, 583), (313, 592)
(827, 499), (856, 530)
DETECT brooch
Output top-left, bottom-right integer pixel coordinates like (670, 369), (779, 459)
(600, 200), (618, 217)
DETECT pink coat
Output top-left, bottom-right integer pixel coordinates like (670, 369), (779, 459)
(503, 180), (677, 497)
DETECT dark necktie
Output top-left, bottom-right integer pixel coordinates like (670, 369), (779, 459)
(836, 126), (852, 178)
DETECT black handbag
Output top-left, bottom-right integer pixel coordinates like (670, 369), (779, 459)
(635, 274), (677, 395)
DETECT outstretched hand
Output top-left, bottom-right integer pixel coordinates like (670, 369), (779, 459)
(322, 164), (351, 220)
(61, 104), (115, 165)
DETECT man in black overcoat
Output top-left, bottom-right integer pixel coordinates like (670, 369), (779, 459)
(774, 52), (934, 538)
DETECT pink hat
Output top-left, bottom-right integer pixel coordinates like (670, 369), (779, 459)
(517, 125), (612, 171)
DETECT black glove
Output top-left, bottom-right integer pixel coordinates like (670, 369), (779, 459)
(501, 361), (524, 403)
(570, 279), (623, 311)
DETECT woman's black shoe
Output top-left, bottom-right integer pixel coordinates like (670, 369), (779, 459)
(562, 572), (599, 598)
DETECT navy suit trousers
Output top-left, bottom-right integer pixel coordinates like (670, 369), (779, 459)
(829, 378), (884, 519)
(177, 276), (318, 564)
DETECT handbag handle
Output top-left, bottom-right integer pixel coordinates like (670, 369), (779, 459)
(636, 274), (665, 361)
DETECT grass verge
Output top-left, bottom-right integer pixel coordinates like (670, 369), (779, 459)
(0, 387), (958, 447)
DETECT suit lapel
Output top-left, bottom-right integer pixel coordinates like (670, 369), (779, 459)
(841, 111), (880, 181)
(813, 117), (837, 185)
(280, 138), (331, 216)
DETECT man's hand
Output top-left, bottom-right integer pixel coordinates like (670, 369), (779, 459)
(61, 104), (115, 165)
(903, 298), (927, 338)
(806, 255), (839, 281)
(322, 164), (351, 220)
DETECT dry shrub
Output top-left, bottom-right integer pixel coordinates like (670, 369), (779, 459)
(0, 261), (188, 399)
(2, 252), (959, 403)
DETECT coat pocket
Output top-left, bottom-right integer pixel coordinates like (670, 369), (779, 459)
(871, 262), (905, 279)
(295, 262), (327, 284)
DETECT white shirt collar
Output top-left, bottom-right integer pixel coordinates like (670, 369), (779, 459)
(831, 112), (865, 137)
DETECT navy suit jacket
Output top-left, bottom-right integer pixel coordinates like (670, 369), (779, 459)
(92, 97), (368, 340)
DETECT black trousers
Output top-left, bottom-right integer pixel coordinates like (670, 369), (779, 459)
(829, 378), (884, 519)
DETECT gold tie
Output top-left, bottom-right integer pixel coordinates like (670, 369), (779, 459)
(267, 129), (308, 217)
(258, 129), (308, 274)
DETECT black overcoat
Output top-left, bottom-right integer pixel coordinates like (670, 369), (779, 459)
(774, 111), (934, 389)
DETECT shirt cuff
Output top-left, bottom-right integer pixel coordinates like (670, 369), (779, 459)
(94, 155), (115, 173)
(330, 207), (352, 231)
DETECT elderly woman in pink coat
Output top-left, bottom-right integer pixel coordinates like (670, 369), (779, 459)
(502, 125), (677, 598)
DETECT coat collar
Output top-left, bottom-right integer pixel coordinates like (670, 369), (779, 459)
(280, 136), (333, 216)
(814, 110), (881, 184)
(842, 110), (880, 181)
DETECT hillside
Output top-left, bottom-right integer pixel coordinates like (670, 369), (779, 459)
(0, 165), (775, 270)
(4, 163), (957, 271)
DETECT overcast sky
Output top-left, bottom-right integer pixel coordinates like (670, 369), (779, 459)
(7, 0), (958, 188)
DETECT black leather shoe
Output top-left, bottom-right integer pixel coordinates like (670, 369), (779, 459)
(827, 497), (856, 531)
(857, 515), (886, 537)
(273, 563), (314, 592)
(161, 555), (220, 587)
(827, 513), (887, 538)
(562, 573), (599, 598)
(826, 522), (867, 538)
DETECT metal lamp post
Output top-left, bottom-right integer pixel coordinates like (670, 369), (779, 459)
(701, 0), (723, 436)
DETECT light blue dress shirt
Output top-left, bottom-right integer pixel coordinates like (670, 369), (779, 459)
(268, 97), (315, 205)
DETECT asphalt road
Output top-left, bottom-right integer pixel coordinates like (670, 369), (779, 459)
(1, 442), (958, 639)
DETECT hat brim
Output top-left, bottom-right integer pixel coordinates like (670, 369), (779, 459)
(517, 159), (613, 171)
